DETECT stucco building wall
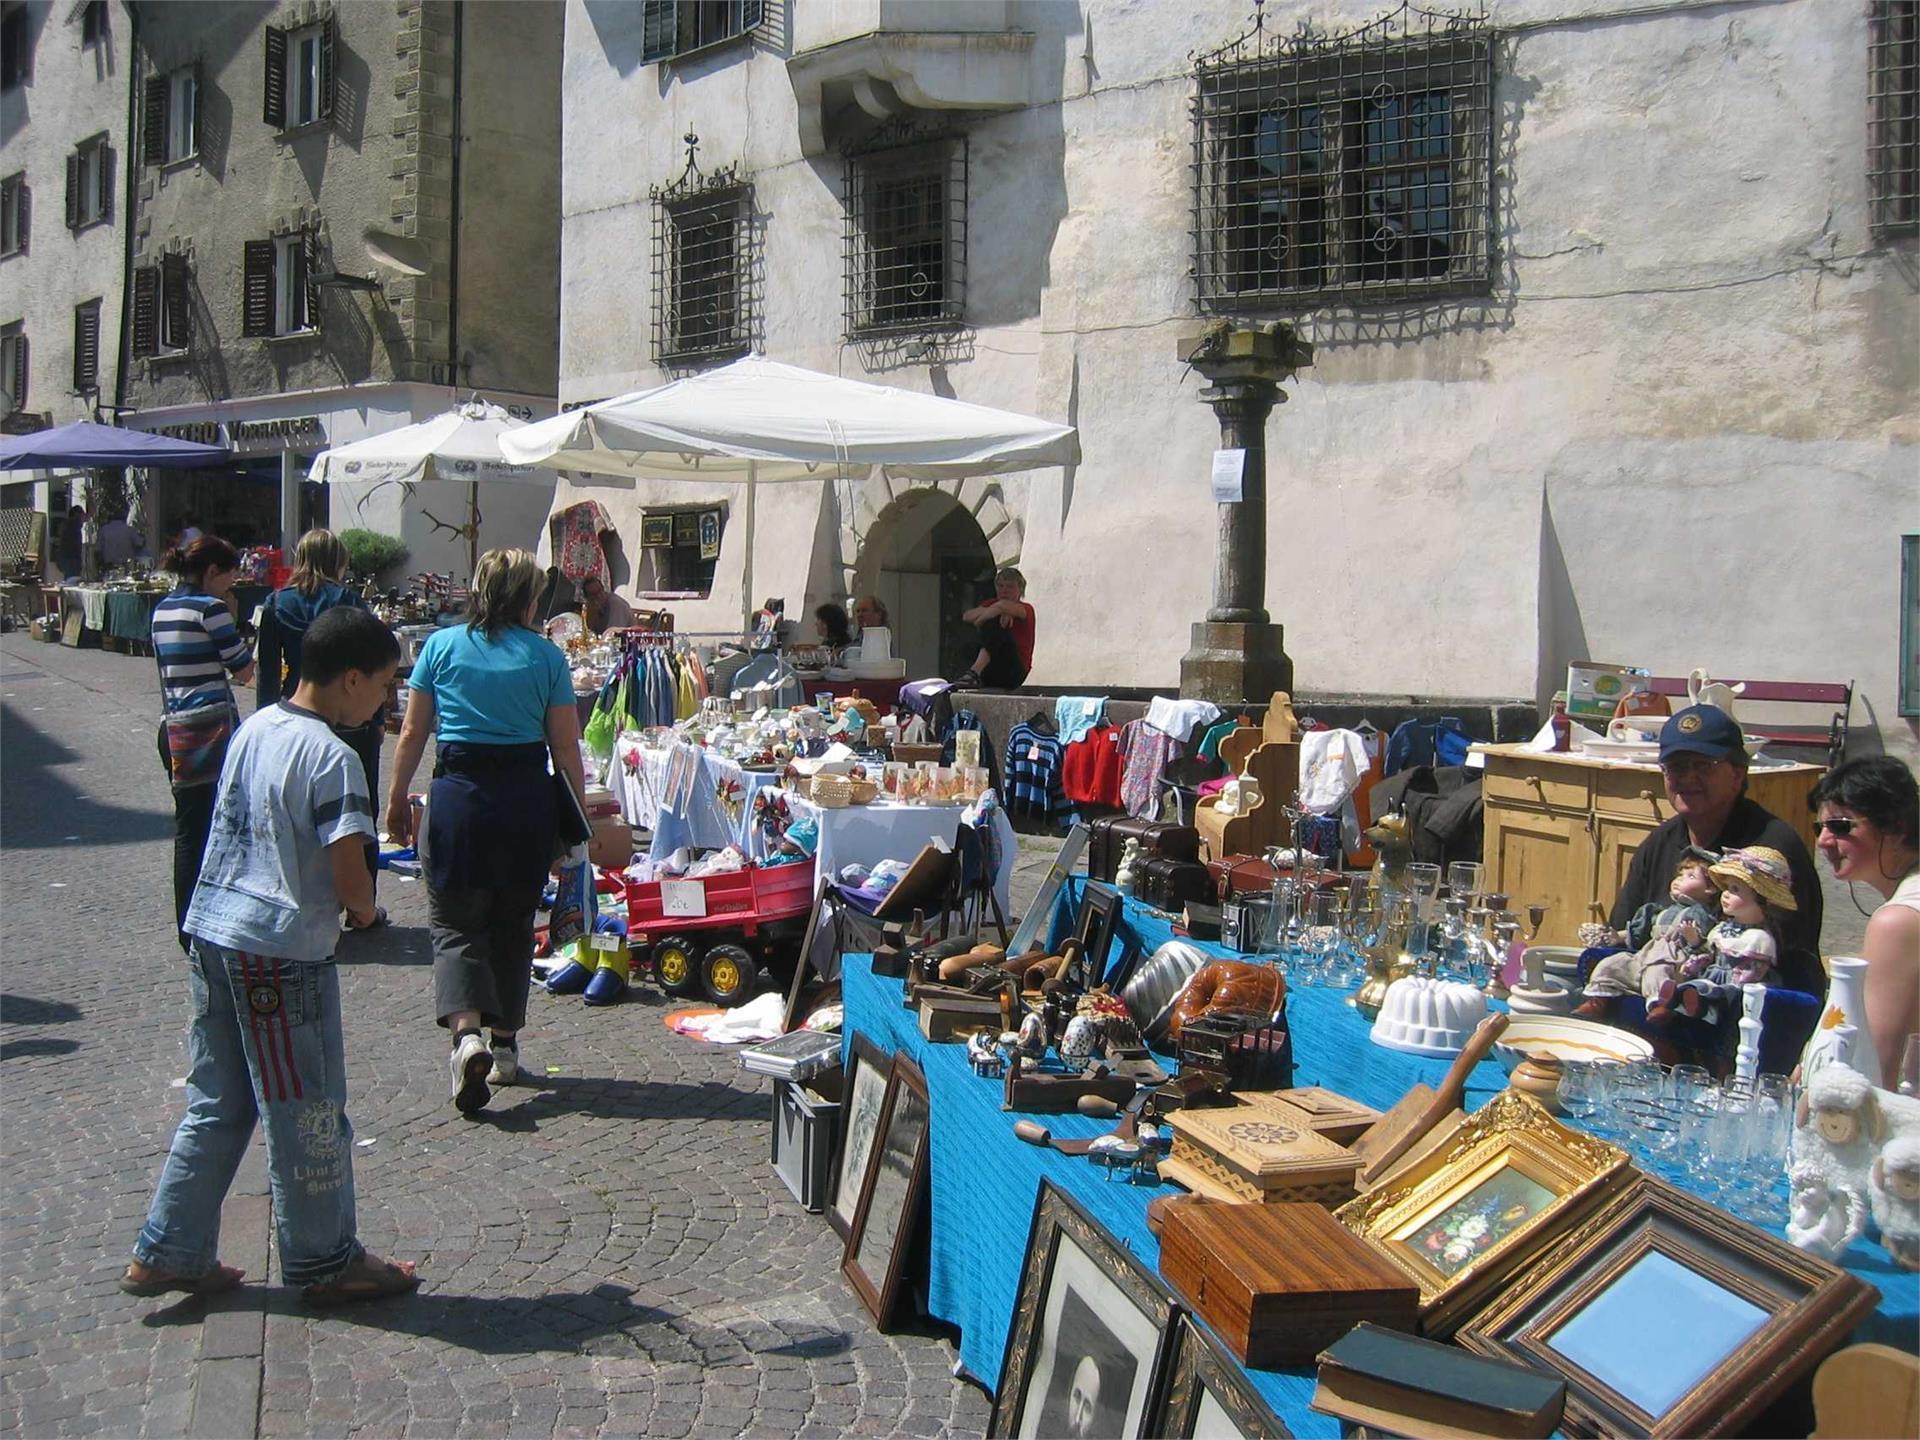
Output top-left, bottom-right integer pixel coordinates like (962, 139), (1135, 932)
(553, 0), (1916, 753)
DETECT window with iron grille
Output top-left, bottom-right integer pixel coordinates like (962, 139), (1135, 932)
(843, 126), (967, 338)
(1871, 0), (1918, 235)
(640, 0), (765, 64)
(72, 300), (100, 392)
(1192, 4), (1491, 311)
(65, 134), (112, 230)
(650, 136), (755, 366)
(0, 173), (25, 257)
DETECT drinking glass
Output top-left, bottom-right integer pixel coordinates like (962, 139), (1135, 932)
(1297, 892), (1340, 988)
(1669, 1064), (1713, 1106)
(1445, 861), (1485, 906)
(1406, 863), (1442, 922)
(1559, 1060), (1609, 1129)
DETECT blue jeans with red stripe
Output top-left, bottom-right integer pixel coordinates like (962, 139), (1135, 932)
(134, 941), (360, 1286)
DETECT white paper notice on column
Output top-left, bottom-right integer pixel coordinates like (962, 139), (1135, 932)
(1210, 448), (1245, 503)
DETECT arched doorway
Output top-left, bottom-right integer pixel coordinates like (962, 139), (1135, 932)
(855, 488), (995, 682)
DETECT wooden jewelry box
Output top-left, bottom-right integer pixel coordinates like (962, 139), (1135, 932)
(1159, 1201), (1419, 1368)
(1244, 1087), (1383, 1146)
(1158, 1096), (1361, 1205)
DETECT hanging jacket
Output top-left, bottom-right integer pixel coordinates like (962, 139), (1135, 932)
(1060, 724), (1123, 807)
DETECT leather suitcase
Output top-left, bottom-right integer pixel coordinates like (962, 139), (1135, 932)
(1088, 816), (1201, 882)
(1136, 856), (1215, 912)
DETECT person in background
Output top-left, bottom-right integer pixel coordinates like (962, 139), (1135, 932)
(122, 605), (420, 1306)
(814, 602), (853, 651)
(1607, 704), (1825, 996)
(259, 529), (386, 924)
(57, 504), (87, 580)
(1808, 756), (1920, 1083)
(152, 536), (256, 950)
(384, 549), (586, 1114)
(955, 567), (1035, 689)
(854, 594), (888, 633)
(579, 575), (632, 635)
(97, 511), (139, 570)
(177, 512), (204, 546)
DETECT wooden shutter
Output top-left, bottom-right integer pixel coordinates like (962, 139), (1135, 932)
(131, 266), (159, 358)
(73, 304), (99, 391)
(301, 230), (320, 331)
(641, 0), (676, 62)
(15, 181), (26, 252)
(318, 15), (336, 122)
(94, 143), (111, 223)
(741, 0), (764, 34)
(262, 24), (287, 128)
(192, 62), (203, 155)
(242, 238), (276, 336)
(9, 336), (26, 411)
(143, 72), (168, 167)
(162, 254), (192, 349)
(65, 153), (79, 229)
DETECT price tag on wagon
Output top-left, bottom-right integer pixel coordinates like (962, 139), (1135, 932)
(660, 880), (708, 918)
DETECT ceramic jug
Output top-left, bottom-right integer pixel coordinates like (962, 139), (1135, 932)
(1800, 956), (1881, 1089)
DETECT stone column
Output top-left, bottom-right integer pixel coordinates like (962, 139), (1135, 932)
(1177, 322), (1313, 705)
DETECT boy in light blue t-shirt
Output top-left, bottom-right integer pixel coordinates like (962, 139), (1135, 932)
(123, 607), (422, 1305)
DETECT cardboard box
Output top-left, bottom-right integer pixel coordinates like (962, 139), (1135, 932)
(1564, 661), (1652, 722)
(588, 815), (633, 870)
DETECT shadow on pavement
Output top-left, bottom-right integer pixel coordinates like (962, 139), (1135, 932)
(466, 1075), (763, 1131)
(1, 1037), (81, 1061)
(0, 703), (172, 850)
(2, 994), (83, 1024)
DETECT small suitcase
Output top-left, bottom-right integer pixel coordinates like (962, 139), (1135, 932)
(1136, 856), (1215, 912)
(1088, 816), (1201, 882)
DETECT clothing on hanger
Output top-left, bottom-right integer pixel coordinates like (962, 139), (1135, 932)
(1061, 723), (1123, 808)
(1144, 696), (1222, 744)
(1053, 696), (1107, 746)
(1119, 718), (1178, 820)
(1004, 718), (1066, 822)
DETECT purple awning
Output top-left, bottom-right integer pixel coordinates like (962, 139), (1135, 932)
(0, 420), (231, 471)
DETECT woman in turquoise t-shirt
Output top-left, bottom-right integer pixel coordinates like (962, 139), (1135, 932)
(385, 549), (587, 1115)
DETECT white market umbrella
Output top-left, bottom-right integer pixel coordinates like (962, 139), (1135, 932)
(499, 356), (1079, 627)
(309, 400), (547, 579)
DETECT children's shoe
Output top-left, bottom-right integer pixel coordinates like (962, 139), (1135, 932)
(583, 950), (631, 1008)
(449, 1032), (491, 1113)
(1677, 982), (1709, 1019)
(1572, 996), (1613, 1020)
(1645, 1001), (1674, 1027)
(545, 959), (592, 994)
(487, 1041), (519, 1087)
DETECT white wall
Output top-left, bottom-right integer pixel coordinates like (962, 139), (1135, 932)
(555, 0), (1919, 755)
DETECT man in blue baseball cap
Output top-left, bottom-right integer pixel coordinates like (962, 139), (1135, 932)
(1607, 704), (1826, 996)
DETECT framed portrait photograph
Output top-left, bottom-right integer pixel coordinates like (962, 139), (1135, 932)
(828, 1032), (891, 1240)
(989, 1180), (1179, 1439)
(1457, 1175), (1878, 1438)
(1075, 882), (1124, 989)
(1150, 1315), (1292, 1440)
(1335, 1092), (1630, 1334)
(842, 1054), (931, 1328)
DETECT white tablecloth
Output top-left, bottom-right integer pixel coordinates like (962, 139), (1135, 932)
(614, 739), (781, 857)
(775, 791), (1016, 915)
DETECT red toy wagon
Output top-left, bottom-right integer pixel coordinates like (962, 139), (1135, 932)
(623, 860), (816, 1007)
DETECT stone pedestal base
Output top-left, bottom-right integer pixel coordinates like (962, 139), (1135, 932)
(1179, 622), (1294, 706)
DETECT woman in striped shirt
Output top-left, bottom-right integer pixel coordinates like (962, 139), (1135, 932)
(152, 535), (255, 949)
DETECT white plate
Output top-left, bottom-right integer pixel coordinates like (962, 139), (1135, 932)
(1494, 1015), (1655, 1071)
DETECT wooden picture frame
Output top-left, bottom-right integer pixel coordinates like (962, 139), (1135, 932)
(827, 1031), (890, 1240)
(1334, 1091), (1630, 1335)
(1457, 1175), (1878, 1438)
(640, 514), (673, 548)
(1149, 1314), (1292, 1439)
(1075, 882), (1124, 989)
(989, 1180), (1180, 1439)
(841, 1053), (931, 1327)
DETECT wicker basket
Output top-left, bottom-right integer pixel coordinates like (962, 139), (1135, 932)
(810, 774), (879, 808)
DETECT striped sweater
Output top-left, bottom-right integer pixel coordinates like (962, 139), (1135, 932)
(152, 588), (252, 714)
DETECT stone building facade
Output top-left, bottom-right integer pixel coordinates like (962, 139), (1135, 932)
(116, 0), (564, 571)
(550, 0), (1917, 750)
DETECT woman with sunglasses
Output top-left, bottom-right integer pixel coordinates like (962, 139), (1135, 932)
(1809, 757), (1920, 1083)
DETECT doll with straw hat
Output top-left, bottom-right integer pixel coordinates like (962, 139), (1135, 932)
(1665, 846), (1797, 1025)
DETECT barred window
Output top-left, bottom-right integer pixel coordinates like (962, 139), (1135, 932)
(1192, 6), (1491, 311)
(843, 126), (967, 338)
(1871, 0), (1918, 235)
(651, 136), (756, 366)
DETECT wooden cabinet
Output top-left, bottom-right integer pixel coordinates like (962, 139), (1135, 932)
(1475, 746), (1823, 948)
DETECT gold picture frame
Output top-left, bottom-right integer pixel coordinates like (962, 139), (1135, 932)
(1335, 1092), (1630, 1335)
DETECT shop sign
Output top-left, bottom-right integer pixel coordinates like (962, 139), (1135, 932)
(156, 421), (223, 446)
(151, 416), (325, 451)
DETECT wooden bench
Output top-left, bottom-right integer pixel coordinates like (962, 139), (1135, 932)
(1647, 676), (1853, 767)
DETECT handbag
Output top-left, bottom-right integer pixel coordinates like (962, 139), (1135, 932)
(161, 704), (236, 789)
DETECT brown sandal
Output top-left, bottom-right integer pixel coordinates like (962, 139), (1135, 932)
(301, 1251), (421, 1307)
(120, 1260), (246, 1298)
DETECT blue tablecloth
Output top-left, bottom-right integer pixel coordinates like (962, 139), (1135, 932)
(838, 880), (1918, 1437)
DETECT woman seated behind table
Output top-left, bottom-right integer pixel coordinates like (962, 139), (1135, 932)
(384, 548), (589, 1116)
(1809, 756), (1920, 1084)
(814, 602), (853, 653)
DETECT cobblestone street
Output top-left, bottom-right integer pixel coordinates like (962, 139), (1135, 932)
(0, 635), (994, 1439)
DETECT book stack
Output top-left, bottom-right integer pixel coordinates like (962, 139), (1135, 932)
(1311, 1323), (1565, 1439)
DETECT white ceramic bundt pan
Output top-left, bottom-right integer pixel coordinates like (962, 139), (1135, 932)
(1370, 975), (1492, 1057)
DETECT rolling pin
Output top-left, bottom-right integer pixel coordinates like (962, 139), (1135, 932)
(1355, 1012), (1510, 1184)
(938, 943), (1010, 981)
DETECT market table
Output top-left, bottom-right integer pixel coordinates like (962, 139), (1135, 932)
(615, 738), (781, 857)
(774, 789), (1015, 915)
(837, 880), (1918, 1437)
